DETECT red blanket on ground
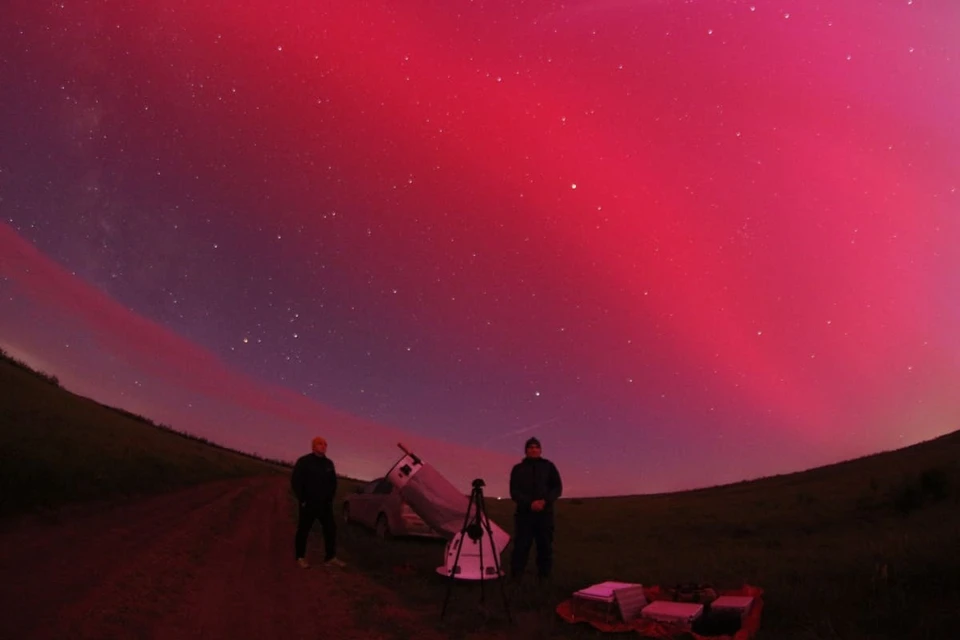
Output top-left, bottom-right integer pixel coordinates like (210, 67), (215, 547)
(555, 584), (764, 640)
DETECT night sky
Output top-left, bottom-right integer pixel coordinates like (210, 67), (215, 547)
(2, 1), (958, 498)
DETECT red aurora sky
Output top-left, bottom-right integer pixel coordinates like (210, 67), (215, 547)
(1, 0), (958, 496)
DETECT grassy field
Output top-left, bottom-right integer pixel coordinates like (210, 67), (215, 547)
(0, 353), (285, 518)
(335, 434), (960, 639)
(2, 349), (958, 638)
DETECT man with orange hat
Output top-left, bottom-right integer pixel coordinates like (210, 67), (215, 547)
(291, 436), (345, 568)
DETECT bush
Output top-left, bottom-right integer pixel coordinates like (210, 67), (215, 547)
(919, 468), (949, 501)
(894, 482), (923, 515)
(40, 372), (60, 387)
(893, 467), (952, 514)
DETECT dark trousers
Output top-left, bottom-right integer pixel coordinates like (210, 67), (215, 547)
(295, 501), (337, 561)
(511, 510), (554, 578)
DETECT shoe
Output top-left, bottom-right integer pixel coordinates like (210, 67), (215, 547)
(297, 558), (310, 569)
(324, 557), (346, 568)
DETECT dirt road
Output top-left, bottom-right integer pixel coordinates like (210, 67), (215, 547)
(0, 476), (456, 640)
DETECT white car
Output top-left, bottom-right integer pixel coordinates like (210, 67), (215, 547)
(343, 477), (443, 539)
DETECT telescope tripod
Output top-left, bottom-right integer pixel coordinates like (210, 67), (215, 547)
(440, 479), (512, 622)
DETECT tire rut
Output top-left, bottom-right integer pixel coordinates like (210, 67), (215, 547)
(1, 478), (256, 639)
(0, 476), (472, 640)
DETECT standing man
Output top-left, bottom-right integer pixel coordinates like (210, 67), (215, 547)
(292, 436), (345, 568)
(509, 437), (563, 582)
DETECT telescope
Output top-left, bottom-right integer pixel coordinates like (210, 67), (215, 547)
(385, 443), (511, 581)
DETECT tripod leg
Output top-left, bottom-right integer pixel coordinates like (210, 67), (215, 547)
(442, 488), (477, 619)
(478, 508), (486, 605)
(478, 499), (513, 623)
(440, 536), (464, 619)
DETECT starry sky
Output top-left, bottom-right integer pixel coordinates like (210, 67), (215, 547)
(1, 0), (958, 498)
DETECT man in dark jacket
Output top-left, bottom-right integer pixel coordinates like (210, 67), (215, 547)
(509, 437), (563, 580)
(291, 436), (345, 568)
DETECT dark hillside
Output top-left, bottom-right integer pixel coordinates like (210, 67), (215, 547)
(0, 352), (284, 518)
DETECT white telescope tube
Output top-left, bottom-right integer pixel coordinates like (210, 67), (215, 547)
(385, 444), (510, 580)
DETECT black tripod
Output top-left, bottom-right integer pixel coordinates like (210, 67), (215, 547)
(441, 479), (512, 622)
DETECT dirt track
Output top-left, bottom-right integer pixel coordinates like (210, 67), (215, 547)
(0, 476), (457, 640)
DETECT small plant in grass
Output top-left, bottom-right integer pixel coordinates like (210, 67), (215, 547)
(893, 480), (923, 514)
(919, 467), (949, 501)
(892, 466), (952, 514)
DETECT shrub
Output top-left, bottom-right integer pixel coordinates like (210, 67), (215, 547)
(919, 468), (949, 501)
(892, 467), (952, 514)
(894, 482), (923, 515)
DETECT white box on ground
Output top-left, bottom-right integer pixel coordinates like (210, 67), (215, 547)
(574, 581), (643, 602)
(641, 601), (704, 625)
(711, 595), (754, 614)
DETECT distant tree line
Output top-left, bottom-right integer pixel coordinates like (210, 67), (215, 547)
(0, 347), (60, 387)
(0, 346), (295, 469)
(0, 346), (375, 482)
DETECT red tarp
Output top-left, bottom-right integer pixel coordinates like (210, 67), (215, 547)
(555, 584), (764, 639)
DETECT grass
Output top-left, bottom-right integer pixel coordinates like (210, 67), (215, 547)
(0, 351), (285, 517)
(335, 436), (960, 639)
(3, 348), (959, 637)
